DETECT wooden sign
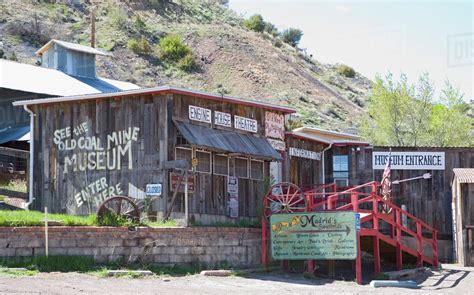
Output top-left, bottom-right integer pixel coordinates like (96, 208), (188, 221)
(289, 147), (321, 161)
(227, 176), (238, 218)
(214, 111), (232, 127)
(372, 151), (445, 170)
(170, 173), (195, 193)
(234, 115), (257, 133)
(189, 105), (211, 124)
(270, 212), (357, 260)
(265, 112), (285, 140)
(191, 157), (198, 168)
(268, 138), (286, 151)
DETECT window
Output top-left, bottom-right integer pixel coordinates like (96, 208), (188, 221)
(250, 159), (264, 180)
(235, 157), (249, 178)
(213, 154), (229, 176)
(175, 147), (192, 168)
(333, 155), (349, 179)
(196, 150), (211, 173)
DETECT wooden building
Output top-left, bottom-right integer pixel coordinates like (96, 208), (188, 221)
(452, 168), (474, 266)
(13, 86), (294, 224)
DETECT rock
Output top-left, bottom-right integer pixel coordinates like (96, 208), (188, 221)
(200, 270), (234, 277)
(369, 280), (418, 289)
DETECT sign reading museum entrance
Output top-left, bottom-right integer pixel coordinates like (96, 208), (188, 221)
(372, 151), (445, 170)
(270, 212), (357, 260)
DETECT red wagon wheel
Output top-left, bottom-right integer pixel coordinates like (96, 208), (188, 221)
(263, 182), (306, 219)
(96, 196), (140, 222)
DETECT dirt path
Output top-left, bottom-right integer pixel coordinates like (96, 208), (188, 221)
(0, 264), (472, 295)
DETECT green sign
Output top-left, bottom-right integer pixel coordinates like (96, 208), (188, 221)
(270, 212), (357, 260)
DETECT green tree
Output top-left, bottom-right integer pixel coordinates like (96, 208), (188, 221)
(244, 14), (265, 32)
(280, 28), (303, 47)
(359, 73), (473, 147)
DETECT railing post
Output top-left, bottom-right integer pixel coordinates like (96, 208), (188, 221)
(416, 221), (423, 267)
(356, 231), (362, 284)
(351, 192), (358, 212)
(372, 188), (380, 275)
(395, 209), (402, 270)
(432, 229), (439, 268)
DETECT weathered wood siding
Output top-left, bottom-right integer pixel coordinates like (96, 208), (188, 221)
(284, 135), (325, 187)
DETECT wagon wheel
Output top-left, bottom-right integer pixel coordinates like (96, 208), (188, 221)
(263, 182), (306, 219)
(97, 196), (140, 222)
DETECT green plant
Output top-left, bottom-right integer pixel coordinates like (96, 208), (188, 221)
(264, 22), (279, 37)
(273, 39), (283, 48)
(0, 49), (4, 59)
(9, 51), (17, 61)
(244, 14), (265, 32)
(97, 211), (138, 227)
(108, 6), (127, 29)
(177, 53), (196, 72)
(158, 34), (191, 61)
(133, 15), (146, 32)
(280, 28), (303, 47)
(127, 38), (152, 55)
(0, 196), (5, 202)
(0, 210), (96, 227)
(1, 256), (95, 272)
(336, 64), (356, 78)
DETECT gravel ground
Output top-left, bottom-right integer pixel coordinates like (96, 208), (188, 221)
(0, 264), (472, 295)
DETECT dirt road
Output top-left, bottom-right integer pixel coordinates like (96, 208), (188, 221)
(0, 264), (472, 295)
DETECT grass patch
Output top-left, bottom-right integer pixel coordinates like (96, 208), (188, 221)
(0, 210), (96, 227)
(1, 256), (96, 272)
(147, 219), (178, 227)
(0, 179), (27, 193)
(0, 267), (38, 277)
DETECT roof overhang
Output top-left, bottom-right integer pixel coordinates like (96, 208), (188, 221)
(36, 39), (111, 56)
(13, 85), (296, 114)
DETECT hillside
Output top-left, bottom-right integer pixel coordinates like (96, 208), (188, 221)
(0, 0), (371, 130)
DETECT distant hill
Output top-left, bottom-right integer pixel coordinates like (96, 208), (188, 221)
(0, 0), (372, 130)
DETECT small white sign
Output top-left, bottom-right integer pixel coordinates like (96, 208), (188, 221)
(372, 151), (445, 170)
(268, 138), (286, 151)
(234, 116), (258, 133)
(145, 183), (162, 196)
(214, 111), (232, 127)
(189, 105), (211, 123)
(289, 147), (321, 161)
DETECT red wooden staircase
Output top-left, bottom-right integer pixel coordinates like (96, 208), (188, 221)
(261, 181), (439, 284)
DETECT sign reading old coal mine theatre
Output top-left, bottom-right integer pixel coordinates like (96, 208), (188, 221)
(270, 212), (357, 260)
(372, 151), (445, 170)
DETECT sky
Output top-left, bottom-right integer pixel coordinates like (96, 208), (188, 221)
(229, 0), (474, 101)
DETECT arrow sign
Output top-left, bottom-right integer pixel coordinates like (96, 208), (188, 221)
(392, 173), (431, 185)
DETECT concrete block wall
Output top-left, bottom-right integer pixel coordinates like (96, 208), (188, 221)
(0, 227), (262, 268)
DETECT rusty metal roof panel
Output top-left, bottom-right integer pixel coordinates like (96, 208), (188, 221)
(174, 121), (282, 161)
(453, 168), (474, 183)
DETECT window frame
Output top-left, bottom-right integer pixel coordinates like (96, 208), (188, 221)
(195, 149), (212, 174)
(234, 156), (249, 179)
(250, 159), (265, 180)
(213, 153), (229, 176)
(174, 146), (192, 171)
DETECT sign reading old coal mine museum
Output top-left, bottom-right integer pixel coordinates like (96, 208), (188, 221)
(270, 212), (357, 260)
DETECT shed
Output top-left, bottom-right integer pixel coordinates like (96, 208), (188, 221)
(452, 168), (474, 266)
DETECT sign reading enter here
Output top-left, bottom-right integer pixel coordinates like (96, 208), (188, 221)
(270, 212), (357, 260)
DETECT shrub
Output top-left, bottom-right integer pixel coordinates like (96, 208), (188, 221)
(336, 64), (356, 78)
(273, 39), (283, 48)
(280, 28), (303, 47)
(9, 51), (17, 61)
(177, 53), (196, 72)
(159, 34), (191, 61)
(133, 15), (146, 32)
(244, 14), (265, 32)
(127, 38), (152, 55)
(264, 22), (279, 37)
(0, 49), (4, 59)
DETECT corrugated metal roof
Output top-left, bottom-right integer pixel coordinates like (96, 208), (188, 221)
(453, 168), (474, 183)
(0, 126), (30, 144)
(36, 39), (111, 56)
(175, 121), (282, 161)
(0, 59), (139, 96)
(12, 85), (296, 113)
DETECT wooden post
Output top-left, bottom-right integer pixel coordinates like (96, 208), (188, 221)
(90, 6), (96, 48)
(432, 229), (439, 268)
(416, 221), (423, 267)
(327, 195), (335, 277)
(184, 170), (189, 227)
(44, 207), (48, 257)
(396, 209), (402, 270)
(356, 232), (362, 284)
(373, 193), (381, 275)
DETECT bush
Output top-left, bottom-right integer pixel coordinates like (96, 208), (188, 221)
(9, 51), (17, 61)
(273, 39), (283, 48)
(264, 22), (279, 37)
(97, 212), (138, 227)
(244, 14), (265, 32)
(177, 53), (196, 72)
(127, 38), (152, 55)
(336, 64), (356, 78)
(280, 28), (303, 47)
(159, 34), (191, 61)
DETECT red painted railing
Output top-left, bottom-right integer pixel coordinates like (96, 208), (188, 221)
(261, 181), (439, 285)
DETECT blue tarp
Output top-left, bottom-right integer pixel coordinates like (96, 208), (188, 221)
(0, 125), (30, 144)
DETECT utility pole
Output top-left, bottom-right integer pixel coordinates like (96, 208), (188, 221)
(90, 4), (96, 48)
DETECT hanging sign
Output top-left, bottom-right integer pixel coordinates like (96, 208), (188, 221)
(372, 151), (445, 170)
(234, 116), (258, 133)
(289, 147), (321, 161)
(214, 111), (232, 127)
(170, 173), (195, 193)
(268, 138), (286, 151)
(189, 105), (211, 124)
(145, 183), (162, 197)
(265, 112), (285, 140)
(270, 212), (357, 260)
(227, 176), (239, 218)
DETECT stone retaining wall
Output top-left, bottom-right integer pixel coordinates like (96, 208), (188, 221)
(0, 227), (262, 267)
